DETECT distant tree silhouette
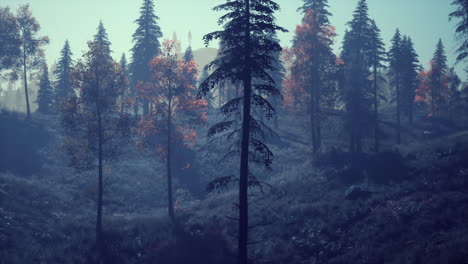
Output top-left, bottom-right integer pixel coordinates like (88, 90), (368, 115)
(400, 36), (419, 125)
(36, 63), (54, 114)
(368, 19), (386, 152)
(429, 39), (448, 128)
(199, 0), (286, 263)
(130, 0), (163, 116)
(54, 40), (74, 109)
(388, 29), (404, 144)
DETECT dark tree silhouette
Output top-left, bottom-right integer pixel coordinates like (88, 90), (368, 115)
(368, 19), (386, 152)
(199, 1), (286, 263)
(36, 63), (54, 114)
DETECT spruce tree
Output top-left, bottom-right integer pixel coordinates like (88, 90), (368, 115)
(400, 36), (419, 124)
(268, 33), (286, 129)
(368, 19), (386, 152)
(54, 40), (74, 108)
(130, 0), (163, 116)
(341, 0), (373, 152)
(429, 39), (448, 128)
(299, 0), (331, 25)
(199, 1), (286, 263)
(36, 63), (54, 114)
(388, 29), (403, 144)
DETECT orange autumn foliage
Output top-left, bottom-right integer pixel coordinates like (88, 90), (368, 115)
(136, 40), (207, 154)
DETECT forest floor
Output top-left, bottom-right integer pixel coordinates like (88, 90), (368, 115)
(1, 111), (468, 264)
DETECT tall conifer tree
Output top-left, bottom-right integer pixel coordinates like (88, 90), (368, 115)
(199, 1), (286, 263)
(130, 0), (162, 116)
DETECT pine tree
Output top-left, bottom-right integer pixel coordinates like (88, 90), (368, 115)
(298, 0), (331, 25)
(429, 39), (448, 128)
(36, 63), (54, 114)
(119, 53), (132, 114)
(368, 19), (386, 152)
(54, 40), (74, 108)
(341, 0), (373, 152)
(449, 0), (468, 64)
(130, 0), (163, 116)
(400, 36), (419, 124)
(388, 29), (403, 144)
(199, 1), (286, 263)
(14, 4), (49, 119)
(61, 21), (129, 253)
(291, 4), (335, 153)
(183, 45), (198, 90)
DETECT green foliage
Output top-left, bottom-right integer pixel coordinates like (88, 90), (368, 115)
(0, 7), (20, 78)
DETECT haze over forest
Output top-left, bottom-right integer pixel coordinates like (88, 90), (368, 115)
(0, 0), (467, 263)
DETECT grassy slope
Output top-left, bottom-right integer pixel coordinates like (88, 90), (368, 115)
(1, 112), (468, 263)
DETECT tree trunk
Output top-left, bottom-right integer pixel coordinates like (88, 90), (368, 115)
(316, 84), (322, 151)
(373, 67), (379, 152)
(238, 1), (251, 264)
(95, 75), (104, 256)
(167, 105), (174, 221)
(310, 96), (317, 154)
(23, 52), (31, 119)
(396, 73), (401, 144)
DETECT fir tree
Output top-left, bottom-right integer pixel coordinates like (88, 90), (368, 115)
(368, 19), (386, 152)
(400, 36), (419, 124)
(341, 0), (373, 152)
(54, 40), (74, 108)
(429, 39), (448, 127)
(298, 0), (331, 25)
(130, 0), (163, 116)
(36, 63), (54, 114)
(199, 1), (286, 263)
(447, 67), (462, 124)
(388, 29), (403, 144)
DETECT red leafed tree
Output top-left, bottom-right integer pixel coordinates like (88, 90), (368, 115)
(282, 10), (337, 153)
(415, 60), (449, 122)
(136, 39), (207, 221)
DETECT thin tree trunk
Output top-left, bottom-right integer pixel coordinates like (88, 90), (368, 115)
(310, 96), (317, 154)
(23, 52), (31, 119)
(316, 85), (322, 151)
(95, 72), (103, 255)
(373, 67), (379, 152)
(167, 104), (174, 221)
(396, 73), (401, 144)
(238, 1), (251, 263)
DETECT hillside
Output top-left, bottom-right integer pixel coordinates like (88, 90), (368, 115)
(1, 112), (468, 263)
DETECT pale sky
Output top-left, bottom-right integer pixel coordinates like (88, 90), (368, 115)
(1, 0), (465, 79)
